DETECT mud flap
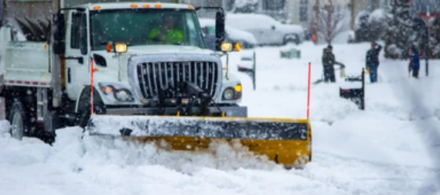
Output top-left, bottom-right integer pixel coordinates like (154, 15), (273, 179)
(86, 115), (312, 168)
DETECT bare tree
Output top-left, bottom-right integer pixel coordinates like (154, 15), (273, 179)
(316, 0), (348, 44)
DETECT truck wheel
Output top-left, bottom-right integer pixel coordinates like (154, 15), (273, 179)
(77, 102), (105, 129)
(77, 108), (91, 129)
(8, 99), (30, 140)
(76, 87), (105, 129)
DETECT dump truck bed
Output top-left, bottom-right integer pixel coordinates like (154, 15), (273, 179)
(1, 41), (51, 87)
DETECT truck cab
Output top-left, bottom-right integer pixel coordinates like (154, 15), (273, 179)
(0, 2), (246, 141)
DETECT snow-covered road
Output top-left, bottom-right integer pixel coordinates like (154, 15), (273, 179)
(1, 42), (439, 195)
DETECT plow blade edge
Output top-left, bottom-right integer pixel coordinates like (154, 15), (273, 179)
(86, 115), (312, 168)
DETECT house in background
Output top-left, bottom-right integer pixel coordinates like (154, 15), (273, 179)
(178, 0), (293, 22)
(179, 0), (388, 29)
(288, 0), (389, 30)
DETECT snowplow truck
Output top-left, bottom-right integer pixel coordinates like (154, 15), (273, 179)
(0, 0), (312, 168)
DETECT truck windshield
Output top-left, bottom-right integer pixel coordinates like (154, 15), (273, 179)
(90, 9), (206, 50)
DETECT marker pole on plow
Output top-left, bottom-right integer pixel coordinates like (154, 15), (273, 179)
(90, 59), (94, 115)
(307, 63), (311, 119)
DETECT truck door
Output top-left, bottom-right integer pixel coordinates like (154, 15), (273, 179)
(65, 10), (90, 100)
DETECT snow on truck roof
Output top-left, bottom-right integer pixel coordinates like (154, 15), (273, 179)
(74, 2), (194, 10)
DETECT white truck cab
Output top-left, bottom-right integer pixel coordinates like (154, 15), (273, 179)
(0, 1), (246, 142)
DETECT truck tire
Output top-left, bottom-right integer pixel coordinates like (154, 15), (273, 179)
(77, 108), (90, 129)
(8, 98), (30, 140)
(77, 102), (105, 129)
(76, 88), (105, 129)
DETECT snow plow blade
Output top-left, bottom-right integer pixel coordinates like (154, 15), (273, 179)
(86, 115), (312, 168)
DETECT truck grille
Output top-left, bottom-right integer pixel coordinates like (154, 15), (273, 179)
(136, 61), (219, 99)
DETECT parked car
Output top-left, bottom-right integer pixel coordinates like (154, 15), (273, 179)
(199, 18), (257, 51)
(225, 13), (305, 46)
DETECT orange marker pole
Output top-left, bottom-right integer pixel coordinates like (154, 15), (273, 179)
(307, 62), (311, 120)
(90, 59), (94, 115)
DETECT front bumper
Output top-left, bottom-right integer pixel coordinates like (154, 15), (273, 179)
(105, 105), (248, 117)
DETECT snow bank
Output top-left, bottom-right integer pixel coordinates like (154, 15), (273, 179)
(0, 121), (10, 136)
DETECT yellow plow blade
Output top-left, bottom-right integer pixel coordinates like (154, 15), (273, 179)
(86, 115), (312, 168)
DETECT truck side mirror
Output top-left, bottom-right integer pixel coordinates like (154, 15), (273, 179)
(52, 13), (65, 55)
(195, 7), (225, 51)
(215, 11), (225, 51)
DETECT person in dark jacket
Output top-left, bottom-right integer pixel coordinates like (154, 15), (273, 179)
(408, 46), (420, 79)
(366, 42), (382, 83)
(322, 45), (336, 83)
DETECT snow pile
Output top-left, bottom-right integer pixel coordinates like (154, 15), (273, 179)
(0, 121), (10, 136)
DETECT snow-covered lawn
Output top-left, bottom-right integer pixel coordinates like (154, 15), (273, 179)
(0, 42), (439, 195)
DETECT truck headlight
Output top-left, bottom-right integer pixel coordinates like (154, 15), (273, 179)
(99, 83), (134, 102)
(101, 86), (114, 94)
(222, 84), (243, 101)
(114, 89), (133, 102)
(223, 88), (235, 100)
(221, 42), (233, 52)
(115, 43), (128, 53)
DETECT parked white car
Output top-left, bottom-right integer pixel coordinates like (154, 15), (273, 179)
(226, 13), (305, 46)
(199, 18), (257, 50)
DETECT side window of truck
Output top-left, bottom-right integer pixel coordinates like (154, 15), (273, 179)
(71, 13), (87, 51)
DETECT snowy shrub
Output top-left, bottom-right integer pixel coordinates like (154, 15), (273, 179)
(353, 10), (370, 42)
(384, 0), (440, 59)
(368, 9), (387, 41)
(353, 9), (387, 42)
